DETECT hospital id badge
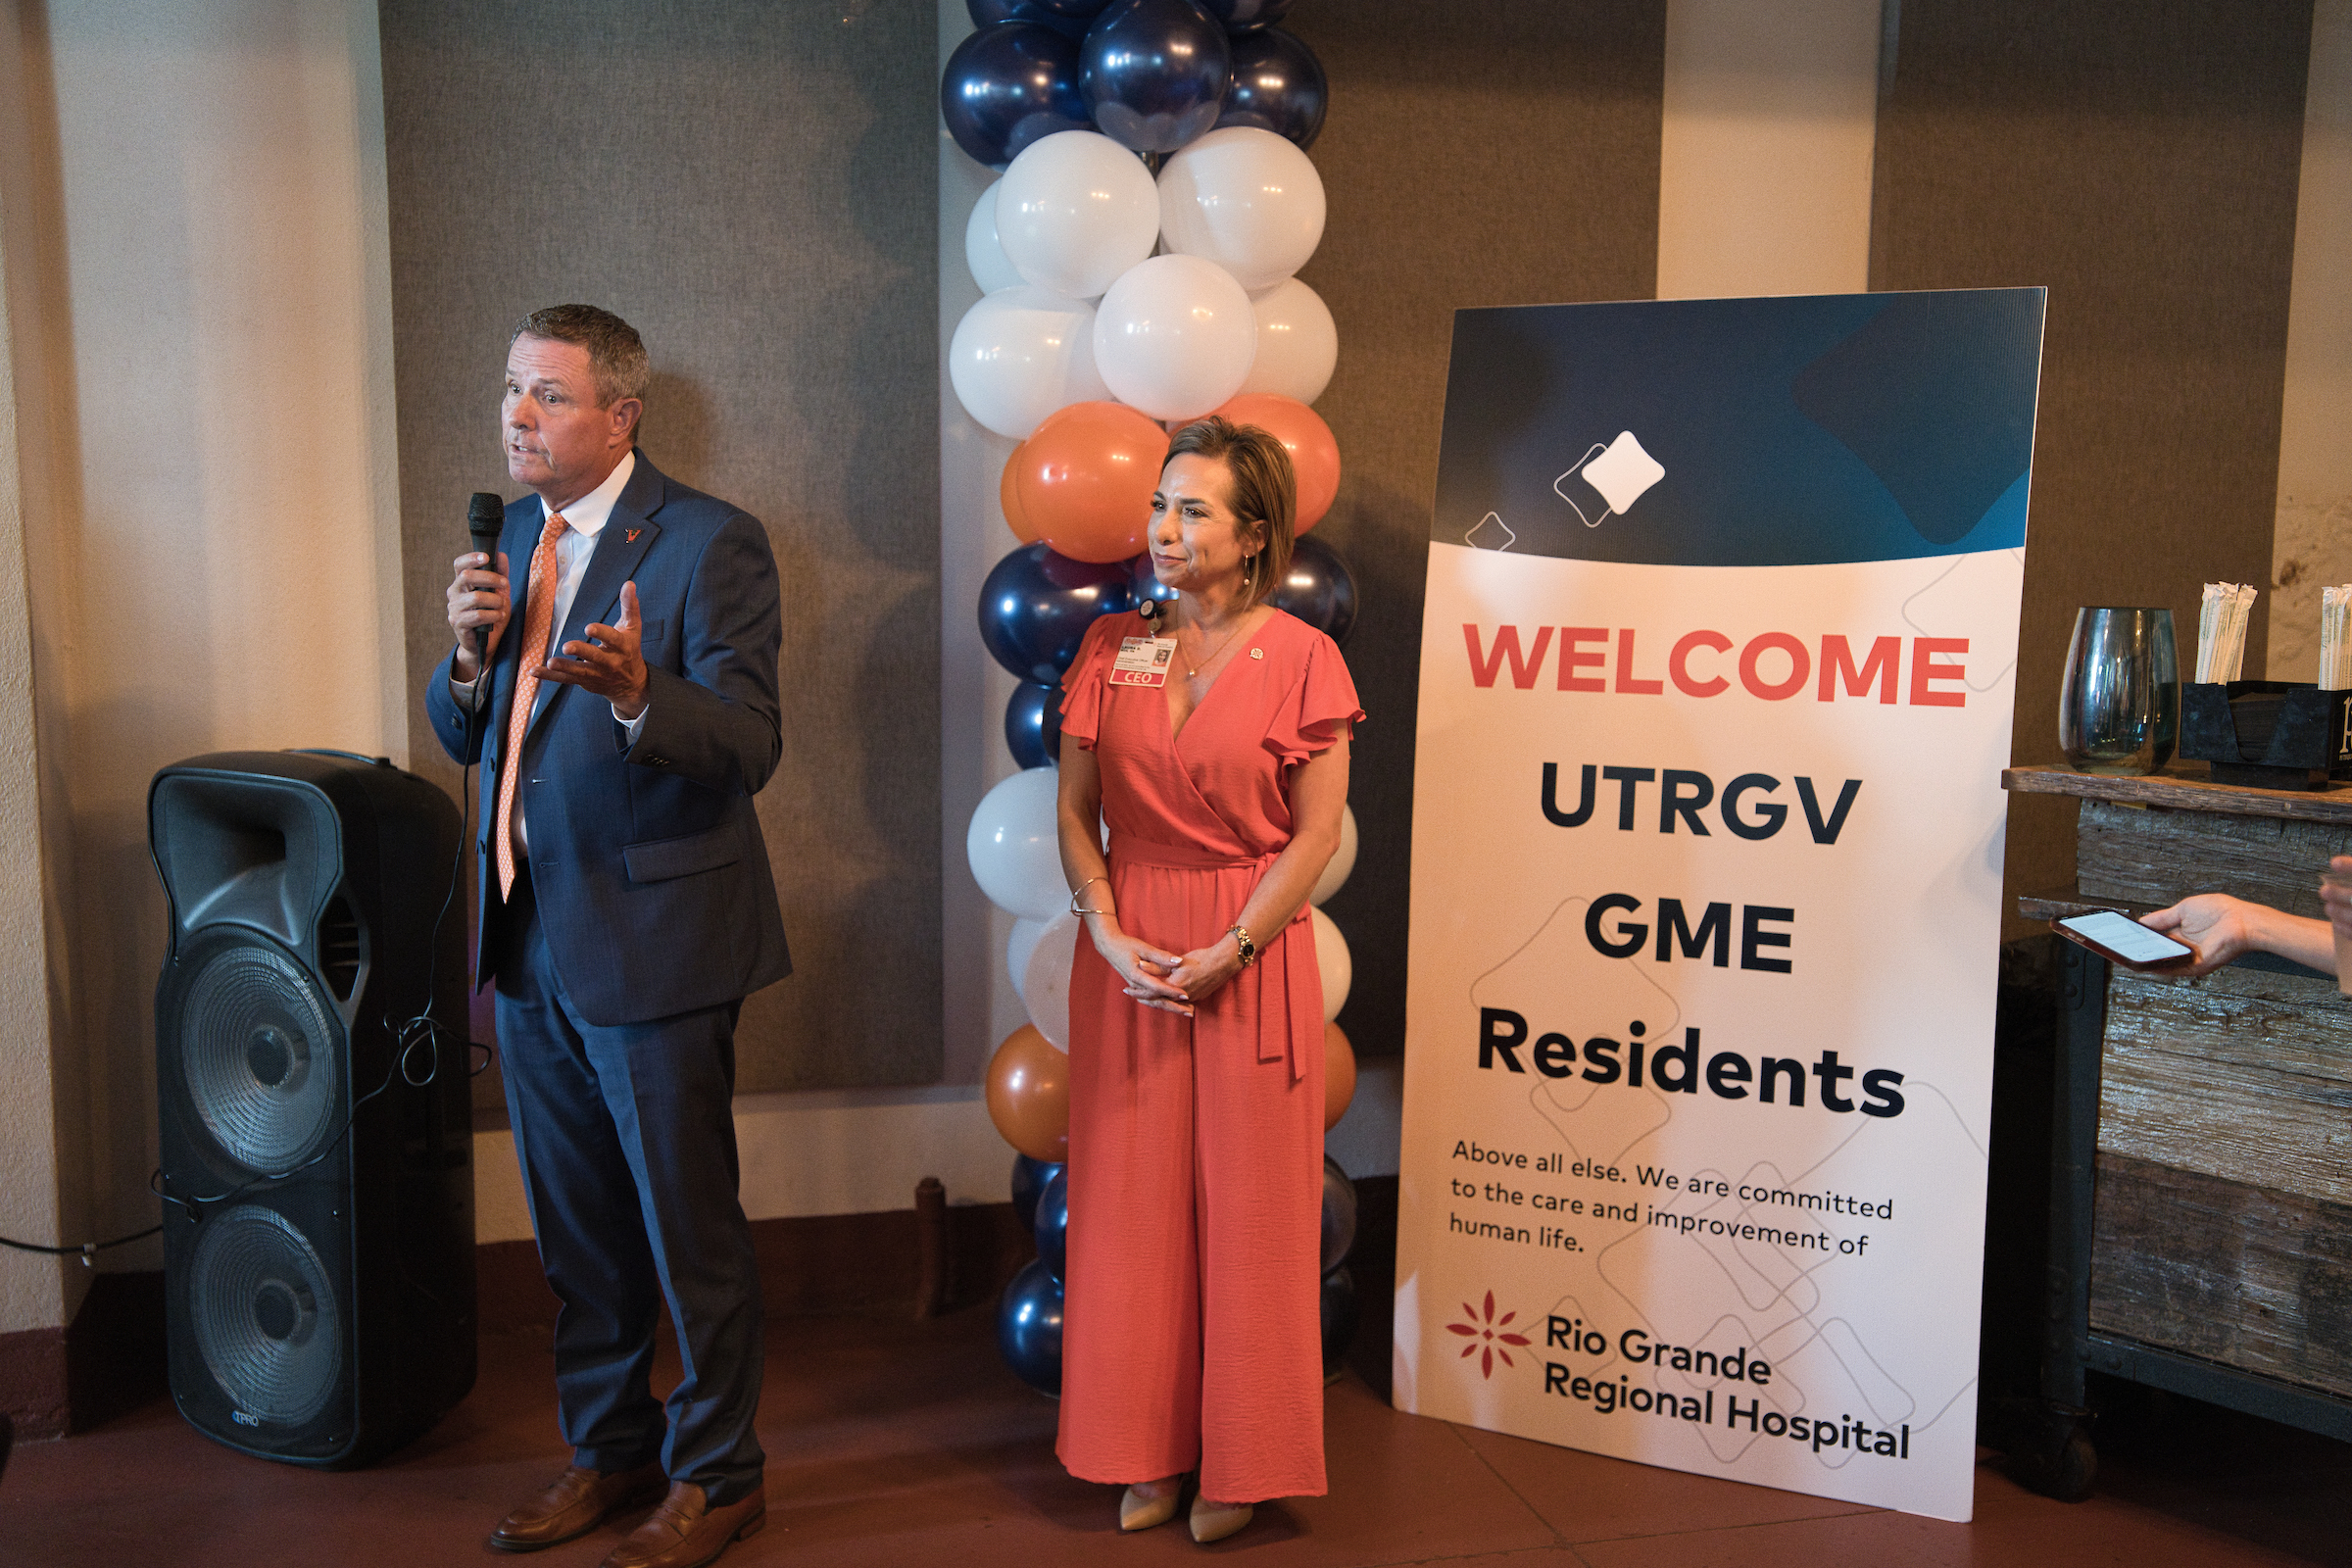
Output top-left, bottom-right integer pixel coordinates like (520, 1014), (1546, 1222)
(1108, 636), (1177, 687)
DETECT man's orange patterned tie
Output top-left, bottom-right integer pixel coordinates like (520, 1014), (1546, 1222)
(495, 512), (568, 899)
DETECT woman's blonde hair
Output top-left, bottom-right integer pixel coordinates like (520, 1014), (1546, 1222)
(1163, 415), (1296, 609)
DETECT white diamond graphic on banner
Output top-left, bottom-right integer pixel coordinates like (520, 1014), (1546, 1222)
(1554, 430), (1664, 526)
(1582, 431), (1664, 514)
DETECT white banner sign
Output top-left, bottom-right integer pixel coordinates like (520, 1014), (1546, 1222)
(1394, 290), (2045, 1523)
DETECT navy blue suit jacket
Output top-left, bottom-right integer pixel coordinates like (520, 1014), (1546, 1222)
(427, 451), (792, 1027)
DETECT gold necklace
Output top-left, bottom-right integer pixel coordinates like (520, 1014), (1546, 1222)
(1177, 608), (1250, 678)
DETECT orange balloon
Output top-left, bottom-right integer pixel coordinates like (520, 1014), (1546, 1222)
(1000, 442), (1039, 544)
(1213, 393), (1340, 533)
(986, 1024), (1070, 1162)
(1324, 1021), (1356, 1131)
(1015, 400), (1166, 564)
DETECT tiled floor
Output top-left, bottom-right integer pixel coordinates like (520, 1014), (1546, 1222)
(4, 1304), (2348, 1567)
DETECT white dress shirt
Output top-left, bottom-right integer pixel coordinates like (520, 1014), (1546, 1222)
(453, 449), (649, 854)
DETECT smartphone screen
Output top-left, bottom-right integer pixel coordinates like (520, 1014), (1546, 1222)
(2057, 909), (2193, 967)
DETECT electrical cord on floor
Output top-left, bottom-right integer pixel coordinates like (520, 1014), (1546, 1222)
(0, 1221), (164, 1265)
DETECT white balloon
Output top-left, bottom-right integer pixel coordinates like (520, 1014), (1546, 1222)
(1007, 915), (1051, 1004)
(1157, 126), (1328, 292)
(966, 767), (1066, 920)
(964, 183), (1025, 295)
(949, 285), (1111, 440)
(1021, 911), (1082, 1052)
(1242, 277), (1338, 406)
(1092, 254), (1256, 422)
(1309, 804), (1357, 906)
(997, 130), (1160, 300)
(1310, 906), (1351, 1022)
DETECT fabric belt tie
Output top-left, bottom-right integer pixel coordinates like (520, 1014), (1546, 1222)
(1105, 835), (1316, 1081)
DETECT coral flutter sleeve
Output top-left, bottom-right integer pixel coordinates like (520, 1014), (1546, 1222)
(1056, 613), (1121, 753)
(1264, 631), (1365, 765)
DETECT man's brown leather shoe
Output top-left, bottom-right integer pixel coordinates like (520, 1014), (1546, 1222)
(488, 1462), (666, 1552)
(599, 1481), (765, 1568)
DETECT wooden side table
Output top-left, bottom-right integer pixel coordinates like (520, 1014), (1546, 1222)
(2000, 764), (2352, 1497)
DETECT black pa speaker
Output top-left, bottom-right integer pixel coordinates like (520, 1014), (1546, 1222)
(150, 750), (475, 1466)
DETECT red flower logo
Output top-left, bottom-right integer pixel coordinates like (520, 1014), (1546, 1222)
(1446, 1291), (1532, 1378)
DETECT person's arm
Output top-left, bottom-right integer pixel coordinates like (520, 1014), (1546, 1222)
(1056, 736), (1193, 1014)
(2139, 894), (2336, 978)
(1159, 730), (1350, 1005)
(560, 514), (782, 794)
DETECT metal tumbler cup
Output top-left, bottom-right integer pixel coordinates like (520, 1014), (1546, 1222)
(2058, 607), (2179, 776)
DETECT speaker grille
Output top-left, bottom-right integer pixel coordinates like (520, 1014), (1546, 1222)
(178, 941), (343, 1172)
(189, 1205), (343, 1426)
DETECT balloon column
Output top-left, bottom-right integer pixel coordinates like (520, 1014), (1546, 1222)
(950, 0), (1367, 1398)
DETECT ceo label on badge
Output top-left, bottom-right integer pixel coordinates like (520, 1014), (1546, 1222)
(1109, 636), (1177, 687)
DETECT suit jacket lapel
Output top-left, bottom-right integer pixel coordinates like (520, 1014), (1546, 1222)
(526, 454), (665, 741)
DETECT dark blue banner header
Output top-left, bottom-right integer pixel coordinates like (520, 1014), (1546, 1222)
(1431, 289), (2047, 567)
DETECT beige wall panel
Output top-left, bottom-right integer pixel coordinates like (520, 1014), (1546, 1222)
(22, 0), (405, 1276)
(1657, 0), (1884, 300)
(2271, 1), (2352, 679)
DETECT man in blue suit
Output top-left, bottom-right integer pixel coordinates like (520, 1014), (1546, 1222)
(432, 305), (788, 1568)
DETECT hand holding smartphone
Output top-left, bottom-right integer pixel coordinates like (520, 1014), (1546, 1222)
(2052, 908), (2196, 971)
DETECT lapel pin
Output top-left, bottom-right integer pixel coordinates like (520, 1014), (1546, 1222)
(625, 528), (643, 543)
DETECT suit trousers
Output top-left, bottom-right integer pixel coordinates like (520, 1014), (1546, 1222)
(493, 868), (765, 1504)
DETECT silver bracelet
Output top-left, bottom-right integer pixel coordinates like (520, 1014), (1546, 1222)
(1070, 875), (1110, 916)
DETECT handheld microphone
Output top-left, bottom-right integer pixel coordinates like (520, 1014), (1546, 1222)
(466, 492), (505, 662)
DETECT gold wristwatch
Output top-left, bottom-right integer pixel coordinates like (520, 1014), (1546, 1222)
(1227, 924), (1258, 966)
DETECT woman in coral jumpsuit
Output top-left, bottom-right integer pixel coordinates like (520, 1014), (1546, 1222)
(1054, 416), (1360, 1544)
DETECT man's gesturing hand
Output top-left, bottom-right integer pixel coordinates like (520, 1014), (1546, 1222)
(538, 579), (650, 720)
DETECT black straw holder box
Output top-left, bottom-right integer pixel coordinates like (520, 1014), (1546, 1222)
(2180, 681), (2352, 790)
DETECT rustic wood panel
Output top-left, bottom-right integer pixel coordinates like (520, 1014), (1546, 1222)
(2006, 763), (2352, 825)
(2077, 799), (2352, 916)
(2100, 963), (2352, 1206)
(2091, 1151), (2352, 1399)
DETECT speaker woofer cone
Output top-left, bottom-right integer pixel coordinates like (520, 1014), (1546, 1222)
(188, 1205), (343, 1426)
(178, 938), (342, 1171)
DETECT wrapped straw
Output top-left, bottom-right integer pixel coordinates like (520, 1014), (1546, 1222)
(2321, 585), (2352, 692)
(2195, 581), (2258, 683)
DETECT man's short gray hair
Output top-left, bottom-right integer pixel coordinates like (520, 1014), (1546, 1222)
(512, 304), (650, 416)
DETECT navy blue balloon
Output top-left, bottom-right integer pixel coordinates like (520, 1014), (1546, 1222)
(1320, 1155), (1357, 1274)
(1034, 1167), (1070, 1281)
(1010, 1153), (1063, 1232)
(942, 23), (1090, 170)
(1004, 680), (1066, 769)
(1200, 0), (1295, 32)
(967, 0), (1108, 37)
(1320, 1263), (1358, 1379)
(980, 543), (1135, 683)
(999, 1257), (1067, 1396)
(1271, 533), (1358, 648)
(1214, 27), (1325, 149)
(1124, 551), (1181, 614)
(1081, 0), (1232, 154)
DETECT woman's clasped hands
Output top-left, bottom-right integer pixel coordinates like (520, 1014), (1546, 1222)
(1095, 927), (1250, 1017)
